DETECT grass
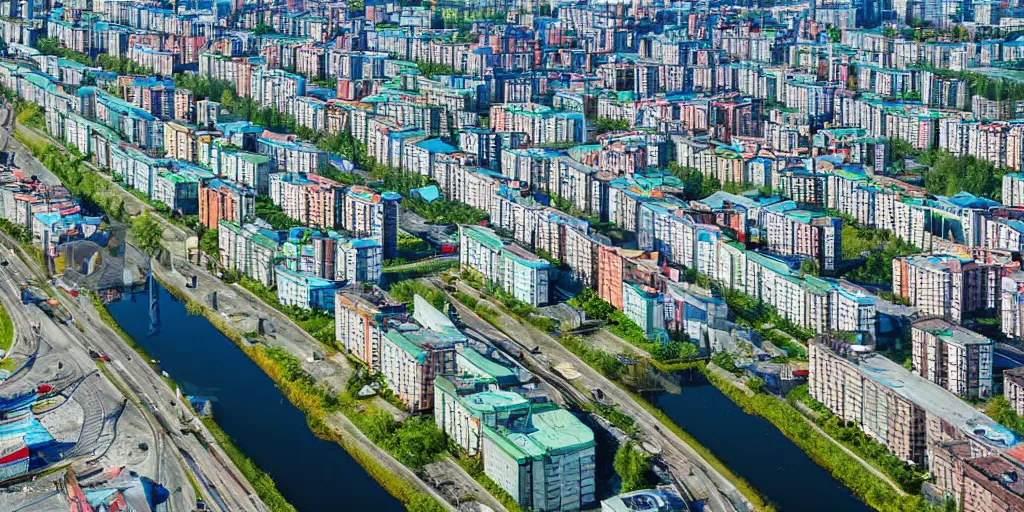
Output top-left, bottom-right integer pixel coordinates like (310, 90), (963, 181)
(0, 302), (12, 352)
(234, 277), (339, 350)
(702, 366), (938, 512)
(201, 416), (298, 512)
(382, 258), (457, 276)
(12, 121), (47, 155)
(0, 358), (18, 372)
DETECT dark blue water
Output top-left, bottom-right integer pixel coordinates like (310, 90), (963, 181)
(105, 282), (403, 512)
(654, 371), (870, 512)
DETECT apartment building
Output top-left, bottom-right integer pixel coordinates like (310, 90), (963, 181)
(623, 282), (666, 338)
(489, 102), (585, 145)
(198, 178), (255, 230)
(218, 220), (282, 287)
(342, 186), (401, 260)
(257, 133), (328, 175)
(1003, 174), (1024, 207)
(809, 336), (1017, 467)
(761, 201), (842, 271)
(249, 66), (307, 114)
(268, 172), (344, 230)
(380, 295), (463, 411)
(893, 255), (998, 324)
(482, 404), (597, 512)
(434, 375), (530, 456)
(163, 121), (197, 162)
(1001, 272), (1024, 342)
(910, 318), (994, 400)
(1005, 367), (1024, 416)
(274, 264), (343, 311)
(931, 441), (1024, 512)
(460, 225), (552, 306)
(335, 285), (407, 372)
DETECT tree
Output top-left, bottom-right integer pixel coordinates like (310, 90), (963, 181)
(130, 211), (164, 256)
(799, 258), (820, 277)
(593, 117), (630, 133)
(200, 228), (219, 257)
(746, 376), (766, 394)
(220, 89), (236, 109)
(827, 26), (841, 43)
(613, 442), (654, 493)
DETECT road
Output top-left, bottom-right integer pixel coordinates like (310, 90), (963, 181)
(430, 277), (755, 512)
(0, 227), (265, 512)
(0, 104), (474, 512)
(0, 109), (267, 512)
(0, 239), (193, 512)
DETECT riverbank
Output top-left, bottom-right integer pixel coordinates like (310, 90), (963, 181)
(88, 290), (298, 512)
(153, 270), (453, 512)
(10, 108), (464, 510)
(697, 363), (934, 512)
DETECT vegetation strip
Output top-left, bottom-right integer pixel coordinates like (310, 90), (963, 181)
(156, 275), (449, 511)
(90, 291), (297, 510)
(0, 301), (13, 353)
(200, 417), (297, 512)
(701, 364), (940, 512)
(13, 84), (450, 510)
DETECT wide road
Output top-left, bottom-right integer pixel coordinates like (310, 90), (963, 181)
(0, 113), (267, 512)
(429, 277), (754, 512)
(0, 227), (265, 512)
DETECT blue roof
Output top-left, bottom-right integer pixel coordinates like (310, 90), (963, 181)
(411, 185), (440, 203)
(415, 138), (458, 154)
(936, 191), (999, 209)
(348, 238), (381, 249)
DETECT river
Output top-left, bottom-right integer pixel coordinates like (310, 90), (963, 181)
(654, 370), (871, 512)
(104, 281), (403, 512)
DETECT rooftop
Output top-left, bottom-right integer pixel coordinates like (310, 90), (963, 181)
(855, 351), (1017, 450)
(912, 318), (993, 347)
(483, 406), (594, 463)
(601, 488), (688, 512)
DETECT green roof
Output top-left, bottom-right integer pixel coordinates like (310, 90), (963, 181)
(457, 347), (517, 382)
(461, 224), (503, 251)
(385, 327), (427, 360)
(461, 390), (529, 416)
(235, 151), (270, 165)
(483, 407), (595, 463)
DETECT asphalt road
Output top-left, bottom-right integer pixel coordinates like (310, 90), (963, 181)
(0, 110), (266, 512)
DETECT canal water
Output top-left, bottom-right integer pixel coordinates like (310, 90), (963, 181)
(654, 370), (870, 512)
(104, 281), (403, 512)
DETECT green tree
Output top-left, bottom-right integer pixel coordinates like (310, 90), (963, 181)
(593, 117), (630, 133)
(746, 376), (766, 394)
(220, 89), (236, 109)
(799, 258), (820, 277)
(200, 228), (219, 257)
(613, 442), (654, 493)
(130, 211), (164, 256)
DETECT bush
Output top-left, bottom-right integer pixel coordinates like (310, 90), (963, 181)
(558, 334), (623, 378)
(360, 410), (447, 469)
(388, 280), (446, 311)
(613, 442), (654, 493)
